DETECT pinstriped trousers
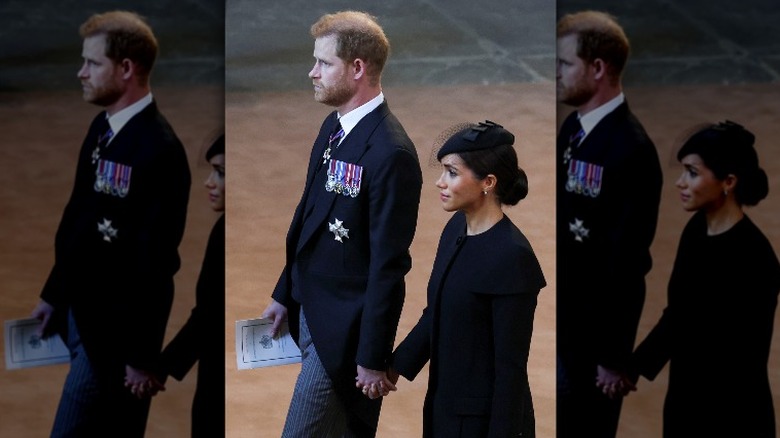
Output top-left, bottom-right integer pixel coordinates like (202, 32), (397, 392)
(281, 309), (356, 438)
(51, 310), (151, 438)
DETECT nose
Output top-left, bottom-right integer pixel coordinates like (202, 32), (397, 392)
(308, 63), (318, 79)
(205, 172), (216, 188)
(675, 173), (685, 189)
(77, 61), (87, 79)
(435, 174), (445, 189)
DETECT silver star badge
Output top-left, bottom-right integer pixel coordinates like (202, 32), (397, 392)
(328, 218), (349, 243)
(569, 218), (589, 242)
(98, 218), (118, 242)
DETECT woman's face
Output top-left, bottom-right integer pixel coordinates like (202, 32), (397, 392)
(436, 153), (487, 214)
(676, 153), (726, 213)
(205, 153), (225, 212)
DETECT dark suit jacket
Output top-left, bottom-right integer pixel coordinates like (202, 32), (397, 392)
(271, 101), (422, 424)
(41, 101), (191, 377)
(162, 213), (225, 437)
(556, 101), (662, 370)
(392, 212), (546, 438)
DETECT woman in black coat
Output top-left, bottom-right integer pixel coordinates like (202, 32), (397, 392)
(162, 134), (226, 437)
(379, 121), (546, 437)
(601, 121), (780, 437)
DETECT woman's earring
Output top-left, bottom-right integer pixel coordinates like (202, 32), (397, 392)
(724, 189), (729, 196)
(483, 190), (488, 195)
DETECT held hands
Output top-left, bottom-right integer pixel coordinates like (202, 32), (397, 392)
(124, 365), (166, 399)
(355, 365), (398, 400)
(595, 364), (636, 400)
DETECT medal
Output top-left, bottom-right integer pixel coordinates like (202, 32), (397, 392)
(328, 218), (349, 243)
(94, 159), (132, 198)
(97, 218), (118, 242)
(569, 218), (589, 242)
(565, 159), (603, 198)
(325, 159), (363, 198)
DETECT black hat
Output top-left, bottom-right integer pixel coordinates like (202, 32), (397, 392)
(436, 120), (515, 161)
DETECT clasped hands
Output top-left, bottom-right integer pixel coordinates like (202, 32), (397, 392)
(124, 365), (166, 399)
(595, 364), (636, 400)
(355, 365), (399, 400)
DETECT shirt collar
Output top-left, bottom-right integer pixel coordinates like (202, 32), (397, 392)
(578, 92), (625, 139)
(336, 92), (384, 141)
(105, 93), (154, 143)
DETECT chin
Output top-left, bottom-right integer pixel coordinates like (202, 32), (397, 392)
(441, 204), (457, 213)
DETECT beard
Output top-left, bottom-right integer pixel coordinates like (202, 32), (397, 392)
(314, 74), (354, 108)
(82, 79), (123, 107)
(557, 79), (595, 107)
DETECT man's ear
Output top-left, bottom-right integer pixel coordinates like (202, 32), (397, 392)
(119, 58), (135, 81)
(591, 58), (607, 81)
(351, 58), (366, 81)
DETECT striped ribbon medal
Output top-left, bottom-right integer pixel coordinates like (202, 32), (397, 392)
(565, 159), (603, 198)
(94, 159), (133, 198)
(326, 159), (363, 198)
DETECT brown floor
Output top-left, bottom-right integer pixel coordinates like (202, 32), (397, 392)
(0, 86), (224, 437)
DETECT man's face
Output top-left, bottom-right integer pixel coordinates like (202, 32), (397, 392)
(308, 34), (354, 108)
(77, 34), (123, 107)
(556, 34), (595, 107)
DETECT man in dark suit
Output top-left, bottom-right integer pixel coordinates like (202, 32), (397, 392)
(30, 10), (191, 437)
(555, 10), (663, 438)
(261, 10), (423, 437)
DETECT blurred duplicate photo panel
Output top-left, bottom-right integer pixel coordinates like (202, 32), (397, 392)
(555, 1), (780, 437)
(225, 0), (557, 436)
(0, 1), (224, 437)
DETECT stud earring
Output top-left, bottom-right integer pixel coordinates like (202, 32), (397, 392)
(483, 190), (488, 195)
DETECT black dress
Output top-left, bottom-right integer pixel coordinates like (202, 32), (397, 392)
(393, 212), (546, 437)
(162, 213), (225, 437)
(632, 211), (780, 437)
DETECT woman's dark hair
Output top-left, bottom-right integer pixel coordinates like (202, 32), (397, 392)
(677, 120), (768, 206)
(458, 144), (529, 206)
(206, 134), (225, 162)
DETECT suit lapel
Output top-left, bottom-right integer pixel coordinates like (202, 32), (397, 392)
(295, 101), (390, 255)
(577, 101), (629, 158)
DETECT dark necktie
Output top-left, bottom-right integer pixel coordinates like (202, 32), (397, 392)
(562, 119), (584, 165)
(91, 118), (114, 164)
(321, 119), (344, 165)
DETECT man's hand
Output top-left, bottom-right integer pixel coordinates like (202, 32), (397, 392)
(124, 365), (166, 399)
(261, 299), (288, 337)
(31, 300), (55, 339)
(595, 364), (636, 399)
(355, 365), (397, 400)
